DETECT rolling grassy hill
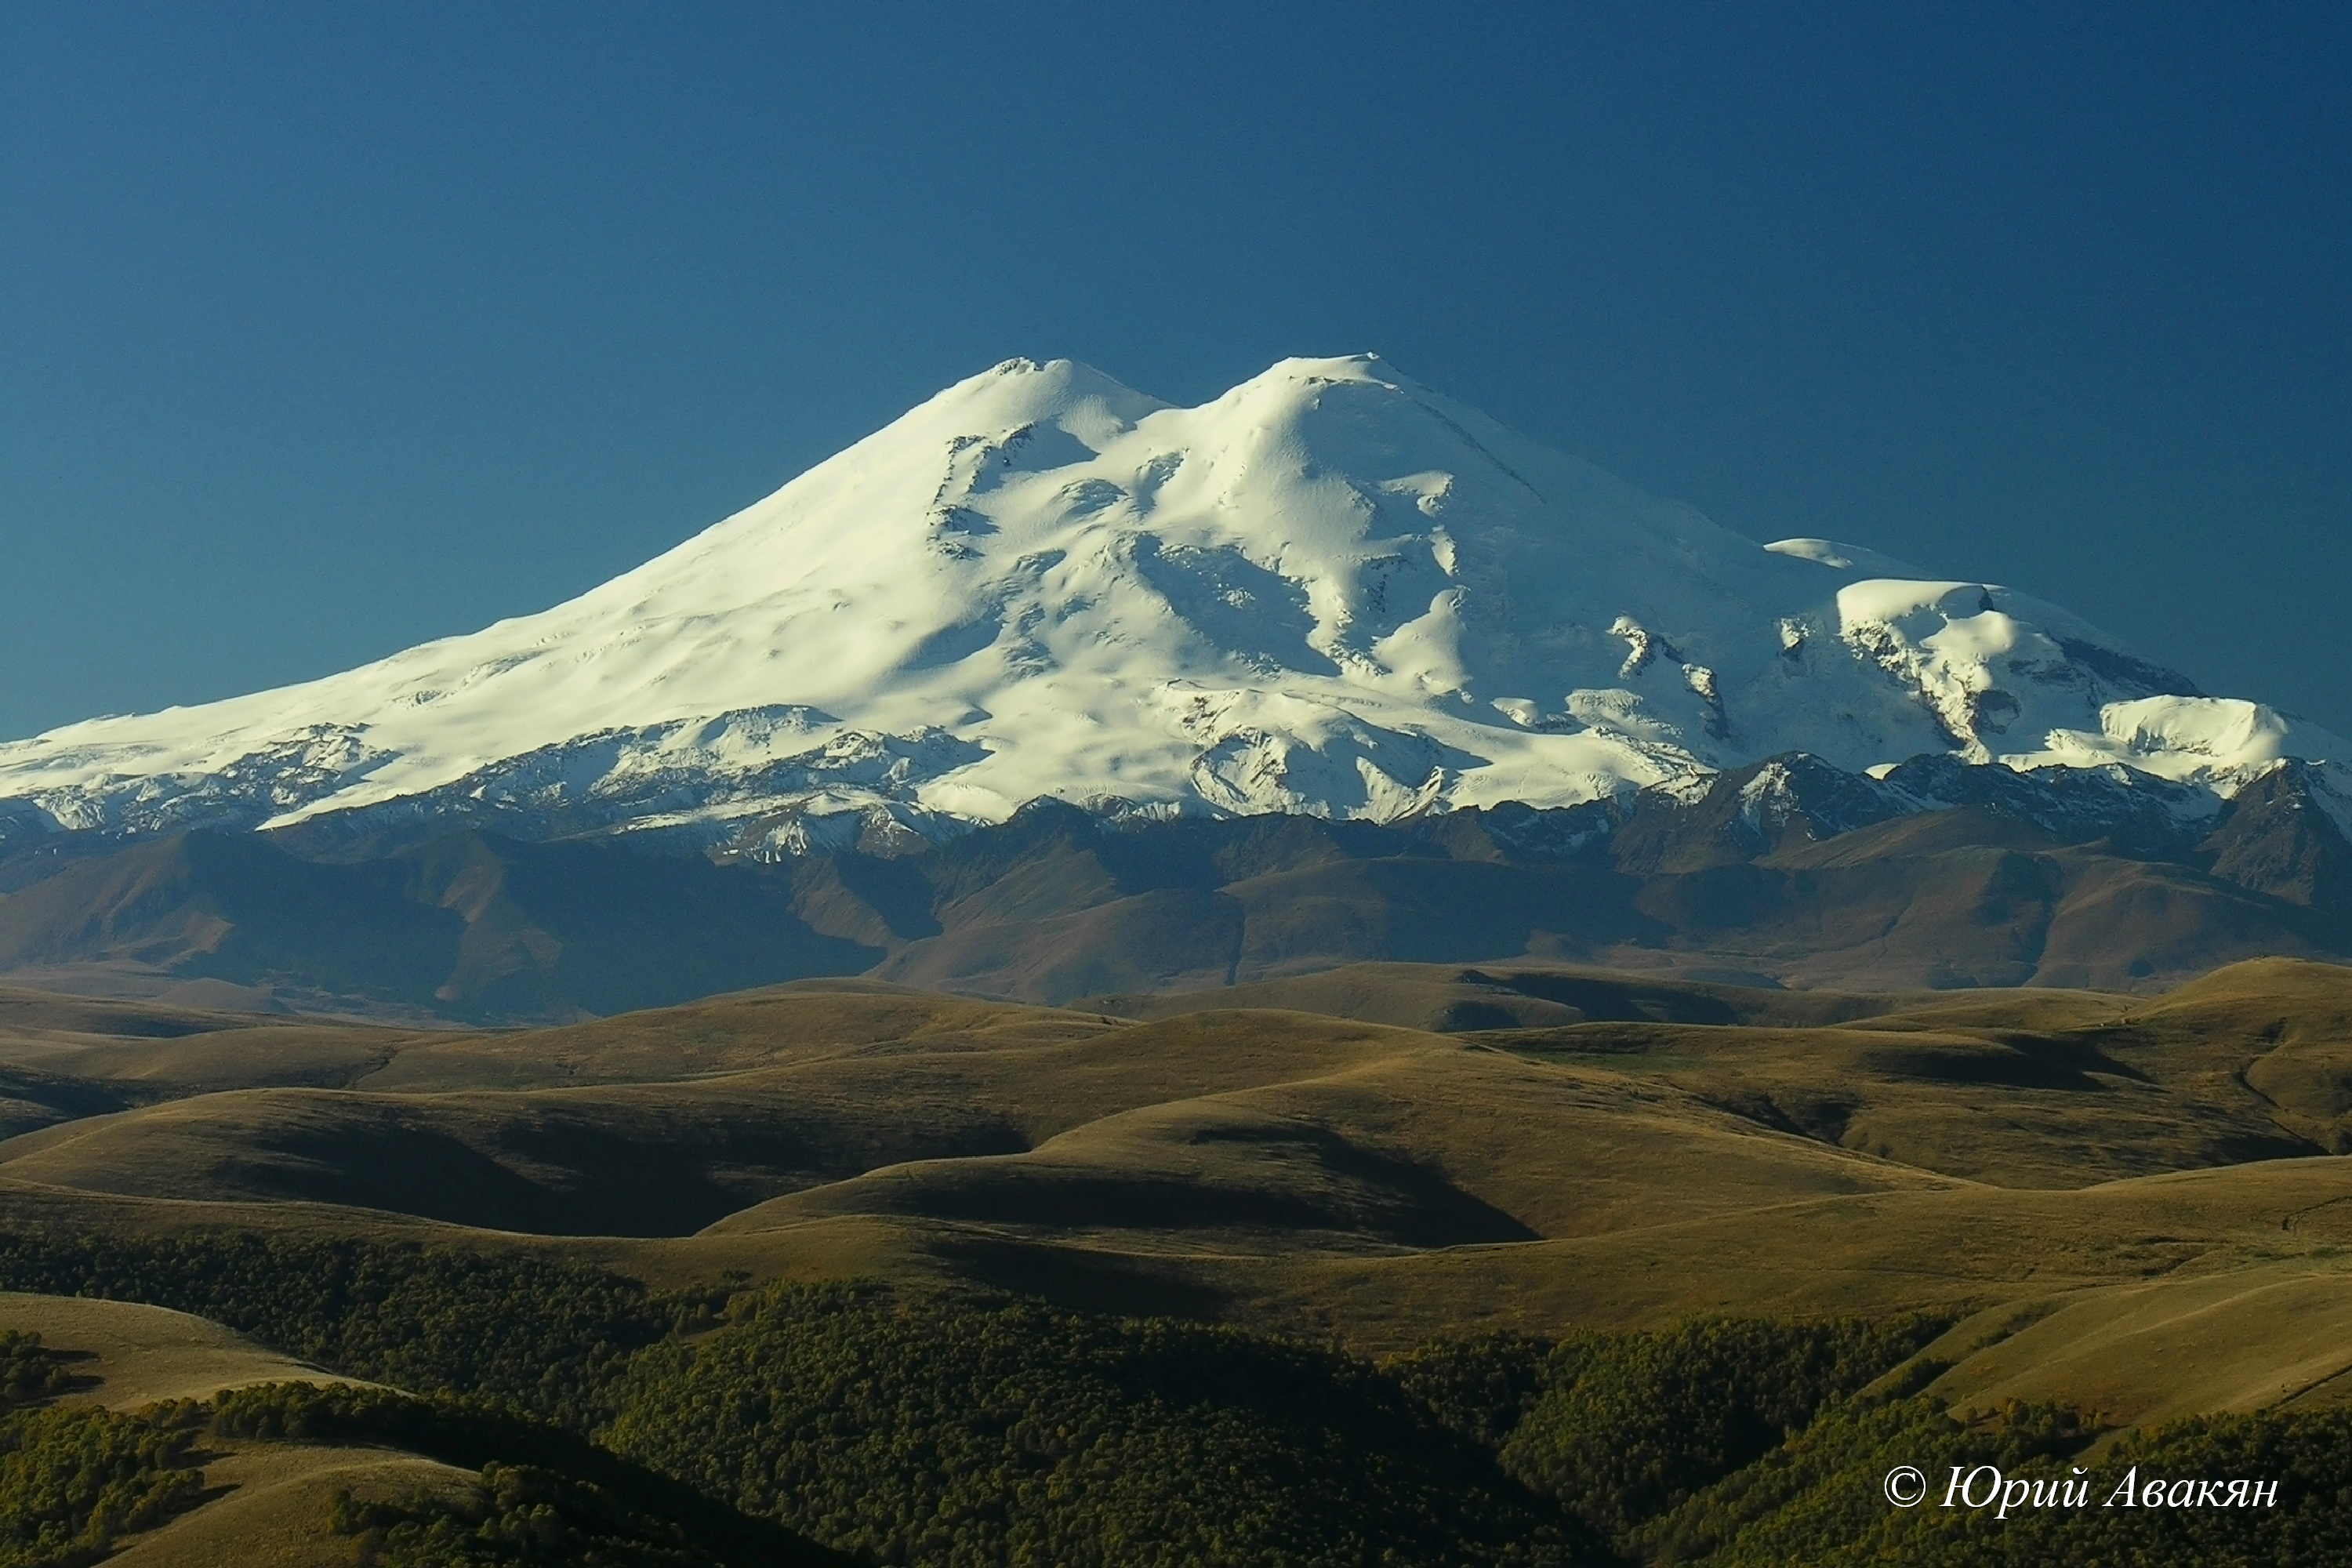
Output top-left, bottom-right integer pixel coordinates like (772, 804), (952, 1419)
(1, 961), (2347, 1365)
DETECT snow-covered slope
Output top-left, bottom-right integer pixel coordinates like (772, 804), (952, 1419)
(4, 354), (2345, 853)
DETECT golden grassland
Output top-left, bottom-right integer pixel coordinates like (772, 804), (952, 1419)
(0, 957), (2347, 1449)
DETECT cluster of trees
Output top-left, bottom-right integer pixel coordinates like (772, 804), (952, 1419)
(325, 1462), (720, 1568)
(1381, 1320), (2352, 1567)
(600, 1283), (1599, 1568)
(592, 1289), (2352, 1568)
(3, 1228), (2348, 1566)
(213, 1381), (839, 1568)
(1383, 1315), (1948, 1546)
(0, 1331), (204, 1568)
(0, 1229), (700, 1425)
(0, 1333), (74, 1407)
(1638, 1393), (2093, 1563)
(1643, 1396), (2352, 1566)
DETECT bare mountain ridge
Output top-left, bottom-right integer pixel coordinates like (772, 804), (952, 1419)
(1, 748), (2346, 1019)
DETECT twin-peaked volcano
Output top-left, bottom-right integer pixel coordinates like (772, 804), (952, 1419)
(3, 354), (2346, 854)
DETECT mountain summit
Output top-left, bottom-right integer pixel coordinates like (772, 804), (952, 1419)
(5, 354), (2346, 855)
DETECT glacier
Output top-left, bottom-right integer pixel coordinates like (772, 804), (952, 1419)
(3, 353), (2346, 853)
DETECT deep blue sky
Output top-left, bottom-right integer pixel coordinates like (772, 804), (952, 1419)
(5, 2), (2347, 739)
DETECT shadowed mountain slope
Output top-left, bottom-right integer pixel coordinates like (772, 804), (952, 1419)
(0, 829), (878, 1018)
(2, 753), (2348, 1018)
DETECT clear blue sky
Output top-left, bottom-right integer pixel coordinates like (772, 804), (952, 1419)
(5, 2), (2347, 739)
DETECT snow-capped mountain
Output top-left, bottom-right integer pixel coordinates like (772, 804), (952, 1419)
(4, 354), (2347, 855)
